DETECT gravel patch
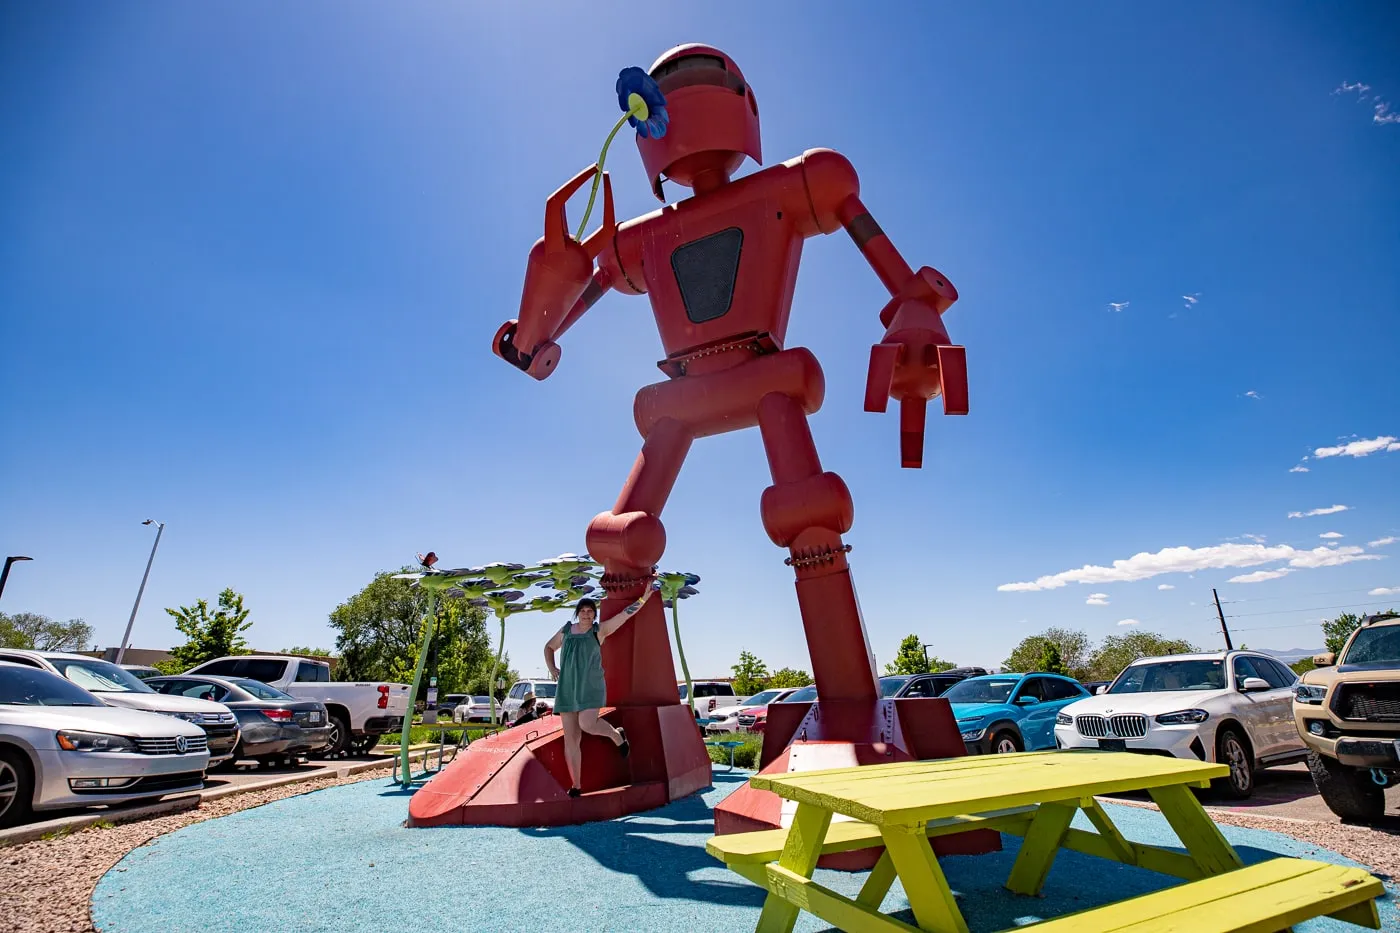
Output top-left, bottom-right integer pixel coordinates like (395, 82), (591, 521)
(0, 763), (400, 933)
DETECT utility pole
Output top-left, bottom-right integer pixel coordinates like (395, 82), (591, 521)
(1212, 588), (1234, 650)
(117, 520), (164, 664)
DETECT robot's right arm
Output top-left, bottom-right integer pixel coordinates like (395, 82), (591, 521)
(493, 165), (620, 381)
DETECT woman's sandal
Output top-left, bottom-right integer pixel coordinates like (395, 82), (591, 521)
(568, 787), (581, 798)
(617, 727), (630, 759)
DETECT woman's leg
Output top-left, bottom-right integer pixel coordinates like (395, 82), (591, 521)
(578, 708), (623, 746)
(560, 712), (582, 789)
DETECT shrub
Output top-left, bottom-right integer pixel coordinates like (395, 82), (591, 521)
(707, 734), (764, 770)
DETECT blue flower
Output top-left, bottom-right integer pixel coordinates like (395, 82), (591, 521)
(616, 66), (668, 139)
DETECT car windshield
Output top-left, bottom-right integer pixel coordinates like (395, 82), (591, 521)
(1109, 659), (1224, 693)
(0, 666), (105, 706)
(49, 657), (155, 693)
(744, 689), (784, 706)
(1341, 626), (1400, 665)
(943, 678), (1019, 704)
(532, 683), (557, 698)
(782, 686), (817, 703)
(878, 677), (910, 697)
(231, 678), (295, 700)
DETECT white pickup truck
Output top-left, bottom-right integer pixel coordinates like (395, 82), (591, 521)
(680, 681), (750, 719)
(185, 655), (410, 757)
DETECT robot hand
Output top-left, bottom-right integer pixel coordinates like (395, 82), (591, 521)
(493, 320), (561, 380)
(863, 269), (967, 469)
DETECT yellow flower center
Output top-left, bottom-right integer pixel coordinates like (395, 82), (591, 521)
(627, 92), (649, 122)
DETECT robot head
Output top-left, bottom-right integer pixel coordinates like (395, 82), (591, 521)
(637, 44), (762, 200)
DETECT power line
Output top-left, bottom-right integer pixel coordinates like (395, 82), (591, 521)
(1218, 585), (1391, 605)
(1224, 600), (1391, 620)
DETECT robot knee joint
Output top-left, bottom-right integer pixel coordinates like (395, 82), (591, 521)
(586, 510), (666, 569)
(760, 472), (853, 548)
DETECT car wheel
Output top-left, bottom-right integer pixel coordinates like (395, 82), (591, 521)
(0, 748), (35, 829)
(991, 730), (1022, 755)
(318, 715), (351, 758)
(350, 735), (379, 755)
(1307, 750), (1385, 823)
(1214, 728), (1254, 798)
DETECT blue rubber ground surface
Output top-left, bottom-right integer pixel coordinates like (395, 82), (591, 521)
(92, 768), (1396, 933)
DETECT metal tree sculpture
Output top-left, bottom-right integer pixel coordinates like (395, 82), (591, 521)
(655, 570), (701, 713)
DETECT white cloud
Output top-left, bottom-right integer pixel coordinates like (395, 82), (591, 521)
(1370, 537), (1398, 547)
(1335, 81), (1400, 125)
(1182, 293), (1201, 309)
(1313, 436), (1400, 459)
(998, 541), (1382, 592)
(1320, 532), (1344, 539)
(1157, 584), (1175, 591)
(1370, 587), (1399, 596)
(1289, 465), (1310, 473)
(1335, 81), (1372, 97)
(1244, 390), (1261, 400)
(1085, 593), (1110, 605)
(1108, 301), (1129, 312)
(1229, 569), (1294, 583)
(1375, 101), (1400, 125)
(1242, 534), (1267, 543)
(1117, 619), (1140, 626)
(1288, 504), (1350, 518)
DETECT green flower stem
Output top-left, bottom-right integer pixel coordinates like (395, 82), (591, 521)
(400, 592), (439, 787)
(489, 609), (508, 726)
(670, 597), (694, 715)
(575, 113), (631, 241)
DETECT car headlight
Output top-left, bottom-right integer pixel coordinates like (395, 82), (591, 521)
(56, 730), (138, 753)
(1055, 712), (1072, 726)
(957, 720), (985, 741)
(168, 711), (204, 723)
(1295, 684), (1327, 705)
(1154, 709), (1209, 725)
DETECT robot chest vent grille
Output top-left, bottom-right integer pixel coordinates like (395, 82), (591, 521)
(671, 227), (744, 324)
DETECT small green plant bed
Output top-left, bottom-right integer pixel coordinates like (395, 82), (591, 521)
(706, 734), (763, 770)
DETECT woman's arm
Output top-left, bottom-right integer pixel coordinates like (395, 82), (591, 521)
(544, 630), (563, 680)
(598, 584), (656, 643)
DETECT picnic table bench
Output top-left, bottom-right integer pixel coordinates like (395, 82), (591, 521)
(706, 750), (1384, 933)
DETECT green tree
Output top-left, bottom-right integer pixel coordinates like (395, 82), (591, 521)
(1322, 612), (1363, 656)
(884, 634), (930, 675)
(1037, 642), (1067, 675)
(1086, 631), (1197, 682)
(329, 570), (511, 701)
(283, 645), (334, 657)
(163, 589), (253, 672)
(1002, 628), (1091, 679)
(0, 612), (94, 652)
(1290, 657), (1317, 675)
(731, 650), (769, 695)
(767, 667), (814, 688)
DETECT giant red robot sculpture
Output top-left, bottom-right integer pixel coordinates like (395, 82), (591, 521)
(409, 45), (989, 859)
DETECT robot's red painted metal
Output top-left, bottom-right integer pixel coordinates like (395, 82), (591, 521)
(409, 46), (988, 856)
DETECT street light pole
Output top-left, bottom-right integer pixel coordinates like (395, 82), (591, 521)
(116, 520), (164, 664)
(0, 556), (33, 601)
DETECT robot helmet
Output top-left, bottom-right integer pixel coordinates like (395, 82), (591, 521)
(637, 44), (762, 201)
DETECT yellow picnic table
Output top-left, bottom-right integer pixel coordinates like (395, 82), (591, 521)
(706, 750), (1385, 933)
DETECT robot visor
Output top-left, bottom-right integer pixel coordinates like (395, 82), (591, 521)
(652, 55), (746, 96)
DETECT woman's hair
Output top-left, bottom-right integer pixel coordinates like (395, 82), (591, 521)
(573, 597), (598, 620)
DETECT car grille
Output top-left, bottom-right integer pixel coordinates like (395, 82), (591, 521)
(70, 772), (204, 795)
(737, 714), (756, 728)
(135, 735), (208, 756)
(1334, 683), (1400, 722)
(1076, 714), (1148, 738)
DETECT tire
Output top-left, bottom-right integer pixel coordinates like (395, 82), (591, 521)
(1307, 750), (1385, 823)
(0, 748), (35, 829)
(1214, 727), (1254, 799)
(991, 730), (1022, 755)
(321, 715), (351, 758)
(350, 735), (379, 756)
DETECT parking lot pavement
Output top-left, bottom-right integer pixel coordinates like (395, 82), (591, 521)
(199, 750), (395, 792)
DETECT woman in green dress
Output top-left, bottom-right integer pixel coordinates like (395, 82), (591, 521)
(544, 585), (655, 797)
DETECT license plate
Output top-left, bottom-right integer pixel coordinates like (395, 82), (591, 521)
(309, 712), (321, 722)
(1098, 738), (1127, 751)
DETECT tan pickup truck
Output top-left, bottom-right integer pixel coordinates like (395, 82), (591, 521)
(1293, 612), (1400, 823)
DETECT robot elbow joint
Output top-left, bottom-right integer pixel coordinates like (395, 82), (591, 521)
(802, 149), (860, 234)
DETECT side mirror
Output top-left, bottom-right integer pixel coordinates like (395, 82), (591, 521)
(1015, 695), (1039, 706)
(1313, 652), (1336, 668)
(1239, 677), (1271, 692)
(1094, 685), (1107, 695)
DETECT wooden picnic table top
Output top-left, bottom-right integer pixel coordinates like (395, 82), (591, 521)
(749, 750), (1229, 826)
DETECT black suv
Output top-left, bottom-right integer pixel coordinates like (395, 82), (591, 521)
(879, 668), (982, 699)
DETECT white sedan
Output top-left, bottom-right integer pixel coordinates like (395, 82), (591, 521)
(704, 688), (797, 735)
(1053, 650), (1306, 797)
(0, 662), (210, 827)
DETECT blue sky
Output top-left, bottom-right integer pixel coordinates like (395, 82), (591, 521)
(2, 3), (1397, 680)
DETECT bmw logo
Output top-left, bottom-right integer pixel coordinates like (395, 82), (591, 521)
(175, 734), (188, 754)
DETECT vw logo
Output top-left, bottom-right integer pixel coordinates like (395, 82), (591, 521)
(175, 734), (188, 754)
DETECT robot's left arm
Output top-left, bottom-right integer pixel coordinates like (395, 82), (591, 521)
(799, 149), (969, 469)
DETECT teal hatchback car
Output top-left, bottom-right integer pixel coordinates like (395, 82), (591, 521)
(944, 672), (1090, 754)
